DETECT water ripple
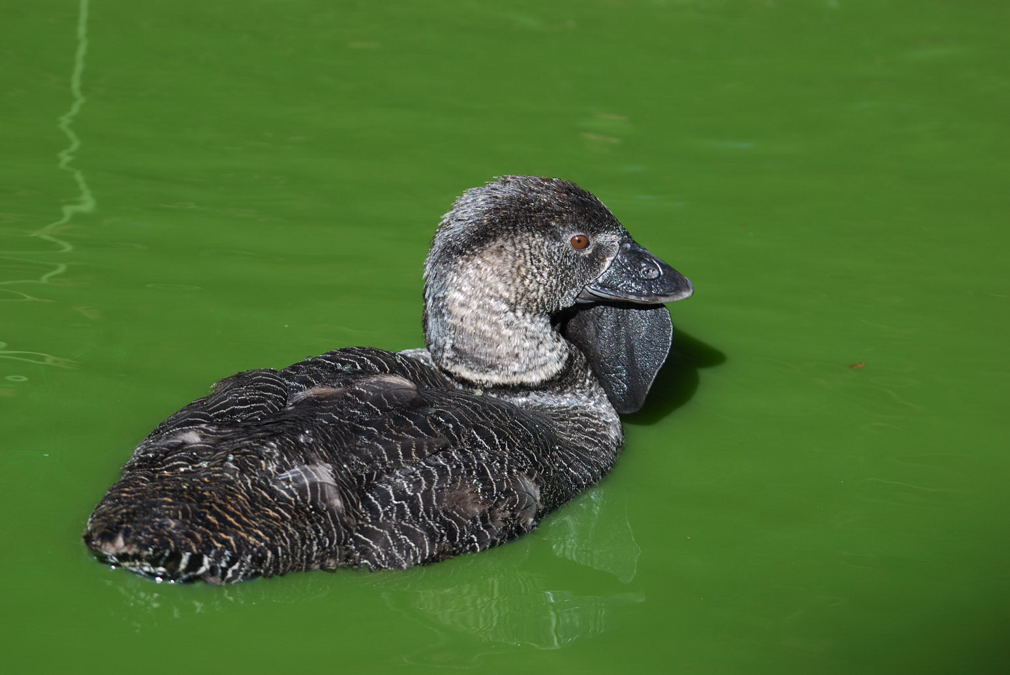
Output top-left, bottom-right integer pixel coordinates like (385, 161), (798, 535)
(0, 0), (92, 302)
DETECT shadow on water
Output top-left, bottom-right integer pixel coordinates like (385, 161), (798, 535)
(630, 328), (726, 425)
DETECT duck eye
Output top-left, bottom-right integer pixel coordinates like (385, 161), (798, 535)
(570, 234), (591, 250)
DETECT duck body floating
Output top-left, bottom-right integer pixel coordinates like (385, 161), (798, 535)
(84, 176), (693, 583)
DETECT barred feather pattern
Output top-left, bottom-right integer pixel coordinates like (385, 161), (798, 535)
(84, 346), (622, 583)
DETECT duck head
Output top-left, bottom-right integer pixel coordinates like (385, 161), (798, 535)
(424, 176), (692, 412)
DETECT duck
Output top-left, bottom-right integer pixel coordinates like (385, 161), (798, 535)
(83, 176), (694, 584)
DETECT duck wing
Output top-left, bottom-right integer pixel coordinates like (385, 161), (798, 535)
(85, 348), (560, 583)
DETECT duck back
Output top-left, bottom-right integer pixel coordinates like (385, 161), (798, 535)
(85, 347), (615, 583)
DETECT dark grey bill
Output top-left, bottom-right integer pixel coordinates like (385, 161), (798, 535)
(580, 238), (693, 304)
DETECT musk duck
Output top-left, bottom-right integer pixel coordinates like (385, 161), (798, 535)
(84, 176), (694, 583)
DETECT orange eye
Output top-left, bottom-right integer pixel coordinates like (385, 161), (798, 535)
(570, 234), (591, 250)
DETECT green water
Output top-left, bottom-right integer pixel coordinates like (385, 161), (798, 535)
(3, 0), (1008, 672)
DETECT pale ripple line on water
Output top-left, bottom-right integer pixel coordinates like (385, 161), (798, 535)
(0, 0), (93, 302)
(0, 341), (76, 370)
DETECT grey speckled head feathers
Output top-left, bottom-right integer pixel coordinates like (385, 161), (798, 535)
(423, 176), (692, 391)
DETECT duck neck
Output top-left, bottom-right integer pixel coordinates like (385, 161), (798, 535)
(424, 267), (570, 388)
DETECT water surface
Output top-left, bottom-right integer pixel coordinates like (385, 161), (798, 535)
(2, 1), (1008, 673)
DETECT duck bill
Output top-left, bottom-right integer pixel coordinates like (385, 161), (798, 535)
(564, 237), (693, 415)
(579, 238), (693, 304)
